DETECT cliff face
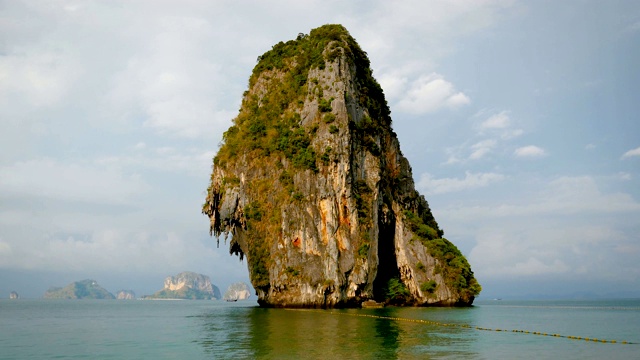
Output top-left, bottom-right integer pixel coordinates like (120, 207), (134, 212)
(146, 271), (221, 300)
(164, 271), (213, 292)
(203, 24), (481, 307)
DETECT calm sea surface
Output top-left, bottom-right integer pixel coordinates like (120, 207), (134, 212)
(1, 298), (638, 359)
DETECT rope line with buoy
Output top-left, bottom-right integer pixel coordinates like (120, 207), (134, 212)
(283, 308), (635, 345)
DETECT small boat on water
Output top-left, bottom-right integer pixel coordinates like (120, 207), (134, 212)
(361, 300), (384, 308)
(225, 298), (238, 302)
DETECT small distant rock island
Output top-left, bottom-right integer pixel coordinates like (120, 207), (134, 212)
(44, 279), (115, 299)
(10, 291), (19, 299)
(223, 282), (251, 301)
(203, 24), (481, 308)
(116, 290), (136, 300)
(144, 271), (221, 300)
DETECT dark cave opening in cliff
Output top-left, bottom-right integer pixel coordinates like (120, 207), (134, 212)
(372, 212), (400, 302)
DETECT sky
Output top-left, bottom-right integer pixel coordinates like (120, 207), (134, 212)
(1, 0), (639, 299)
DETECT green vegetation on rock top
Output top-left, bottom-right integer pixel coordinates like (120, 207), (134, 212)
(212, 24), (389, 172)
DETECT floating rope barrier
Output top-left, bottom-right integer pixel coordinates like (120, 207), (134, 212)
(480, 304), (640, 311)
(284, 308), (635, 345)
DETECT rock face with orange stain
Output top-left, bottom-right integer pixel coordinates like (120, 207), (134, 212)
(203, 25), (480, 308)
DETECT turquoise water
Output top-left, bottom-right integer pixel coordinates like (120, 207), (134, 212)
(1, 299), (638, 359)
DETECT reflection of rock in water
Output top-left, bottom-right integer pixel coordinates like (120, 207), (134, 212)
(196, 307), (404, 357)
(194, 306), (479, 358)
(373, 308), (401, 356)
(194, 306), (255, 357)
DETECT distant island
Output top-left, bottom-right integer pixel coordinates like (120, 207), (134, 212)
(223, 282), (251, 301)
(144, 271), (221, 300)
(44, 279), (115, 299)
(116, 290), (136, 300)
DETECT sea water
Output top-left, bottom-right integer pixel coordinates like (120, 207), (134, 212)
(1, 298), (638, 359)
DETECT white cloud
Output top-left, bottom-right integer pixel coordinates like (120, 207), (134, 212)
(96, 147), (215, 178)
(626, 20), (640, 33)
(501, 128), (524, 140)
(513, 258), (570, 276)
(443, 143), (466, 164)
(353, 0), (515, 65)
(0, 239), (11, 256)
(469, 139), (496, 160)
(352, 1), (515, 116)
(447, 92), (472, 107)
(448, 176), (640, 282)
(470, 231), (572, 277)
(541, 176), (640, 213)
(621, 146), (640, 159)
(0, 158), (148, 205)
(444, 138), (503, 163)
(477, 110), (523, 139)
(396, 73), (470, 114)
(0, 46), (82, 108)
(377, 72), (409, 100)
(103, 16), (237, 139)
(417, 171), (505, 195)
(0, 228), (217, 275)
(467, 220), (635, 280)
(444, 110), (526, 164)
(44, 231), (214, 274)
(618, 172), (632, 181)
(440, 176), (640, 222)
(481, 111), (511, 129)
(514, 145), (546, 157)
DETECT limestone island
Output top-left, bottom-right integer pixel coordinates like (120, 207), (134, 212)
(203, 24), (481, 308)
(116, 290), (136, 300)
(144, 271), (221, 300)
(44, 279), (115, 299)
(223, 282), (251, 301)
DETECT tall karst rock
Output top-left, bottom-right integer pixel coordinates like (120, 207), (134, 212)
(203, 25), (481, 308)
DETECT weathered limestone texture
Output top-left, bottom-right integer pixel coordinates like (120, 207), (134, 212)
(203, 25), (480, 307)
